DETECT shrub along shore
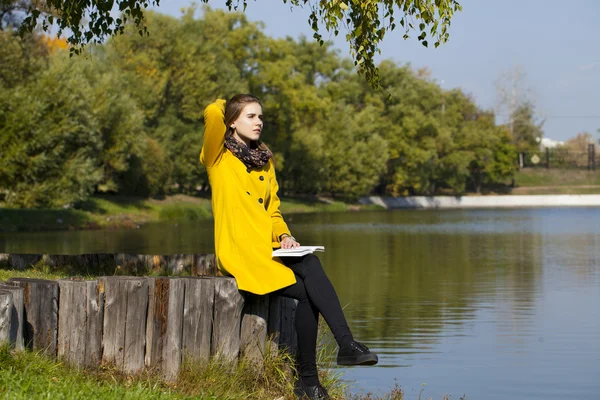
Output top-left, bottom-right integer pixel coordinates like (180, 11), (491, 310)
(0, 194), (383, 232)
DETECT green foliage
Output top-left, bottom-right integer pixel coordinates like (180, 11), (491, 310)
(511, 102), (544, 153)
(1, 8), (518, 208)
(0, 52), (103, 208)
(118, 137), (173, 197)
(13, 0), (462, 88)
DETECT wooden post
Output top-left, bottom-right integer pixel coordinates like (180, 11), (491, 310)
(42, 254), (116, 275)
(7, 254), (42, 270)
(0, 290), (13, 345)
(167, 254), (194, 275)
(7, 278), (59, 356)
(100, 276), (148, 373)
(211, 277), (244, 363)
(267, 295), (282, 357)
(145, 277), (185, 382)
(192, 254), (217, 276)
(278, 297), (298, 357)
(0, 283), (24, 350)
(115, 254), (150, 275)
(57, 278), (104, 368)
(181, 277), (215, 364)
(240, 293), (269, 364)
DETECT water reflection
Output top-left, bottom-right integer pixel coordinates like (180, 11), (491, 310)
(1, 208), (599, 400)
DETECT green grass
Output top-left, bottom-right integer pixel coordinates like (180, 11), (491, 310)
(0, 346), (193, 400)
(0, 208), (96, 232)
(0, 268), (66, 281)
(158, 203), (211, 221)
(513, 169), (600, 187)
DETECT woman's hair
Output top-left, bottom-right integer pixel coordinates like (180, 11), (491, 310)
(224, 94), (262, 138)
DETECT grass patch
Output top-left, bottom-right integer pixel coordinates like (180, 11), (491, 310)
(158, 204), (211, 221)
(0, 346), (192, 400)
(0, 268), (65, 281)
(514, 169), (600, 187)
(0, 208), (95, 232)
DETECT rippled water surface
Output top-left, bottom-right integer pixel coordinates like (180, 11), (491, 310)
(2, 208), (599, 400)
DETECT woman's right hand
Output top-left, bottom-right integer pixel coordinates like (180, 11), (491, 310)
(280, 236), (300, 249)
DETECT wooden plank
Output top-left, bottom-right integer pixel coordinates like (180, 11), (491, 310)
(7, 254), (42, 270)
(211, 277), (244, 363)
(147, 255), (168, 273)
(267, 294), (283, 357)
(101, 276), (148, 373)
(0, 283), (24, 350)
(145, 276), (185, 381)
(278, 297), (298, 357)
(85, 280), (104, 367)
(181, 277), (214, 364)
(162, 278), (184, 381)
(240, 293), (269, 364)
(167, 254), (194, 275)
(57, 278), (87, 368)
(192, 254), (217, 276)
(0, 290), (12, 345)
(7, 278), (59, 356)
(57, 278), (103, 369)
(123, 277), (148, 373)
(145, 276), (166, 369)
(115, 254), (150, 275)
(100, 276), (126, 367)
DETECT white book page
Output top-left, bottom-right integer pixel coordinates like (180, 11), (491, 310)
(272, 246), (325, 257)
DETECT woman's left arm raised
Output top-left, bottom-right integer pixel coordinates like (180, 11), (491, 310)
(199, 99), (227, 167)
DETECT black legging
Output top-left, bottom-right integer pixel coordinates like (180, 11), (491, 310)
(275, 254), (354, 386)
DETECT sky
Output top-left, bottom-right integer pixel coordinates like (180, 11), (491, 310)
(152, 0), (600, 142)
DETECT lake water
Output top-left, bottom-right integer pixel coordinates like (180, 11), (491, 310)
(1, 208), (599, 400)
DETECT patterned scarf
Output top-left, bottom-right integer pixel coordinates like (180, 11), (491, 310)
(224, 135), (272, 172)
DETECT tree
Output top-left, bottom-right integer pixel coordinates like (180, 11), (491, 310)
(511, 102), (544, 153)
(14, 0), (462, 87)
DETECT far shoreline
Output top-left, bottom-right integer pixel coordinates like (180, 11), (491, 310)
(3, 192), (600, 233)
(360, 194), (600, 210)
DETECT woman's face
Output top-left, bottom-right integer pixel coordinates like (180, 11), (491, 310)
(231, 102), (263, 146)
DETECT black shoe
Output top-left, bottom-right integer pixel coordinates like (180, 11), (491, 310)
(294, 381), (330, 400)
(336, 340), (379, 366)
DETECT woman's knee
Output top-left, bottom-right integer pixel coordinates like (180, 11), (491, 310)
(300, 254), (326, 277)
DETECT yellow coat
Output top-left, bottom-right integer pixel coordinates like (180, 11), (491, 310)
(199, 99), (296, 295)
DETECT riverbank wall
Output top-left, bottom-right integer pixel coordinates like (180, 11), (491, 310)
(360, 194), (600, 209)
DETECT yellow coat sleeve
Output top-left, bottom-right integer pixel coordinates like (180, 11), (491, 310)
(200, 99), (227, 167)
(267, 160), (291, 247)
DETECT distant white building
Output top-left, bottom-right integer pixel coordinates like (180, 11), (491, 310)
(540, 137), (564, 148)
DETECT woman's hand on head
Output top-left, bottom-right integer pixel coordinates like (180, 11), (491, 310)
(281, 236), (300, 249)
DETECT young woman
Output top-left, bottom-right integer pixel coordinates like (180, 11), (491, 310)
(200, 94), (378, 400)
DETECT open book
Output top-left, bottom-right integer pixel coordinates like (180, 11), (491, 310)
(272, 246), (325, 257)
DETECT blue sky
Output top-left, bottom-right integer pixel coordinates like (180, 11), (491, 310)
(153, 0), (600, 142)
